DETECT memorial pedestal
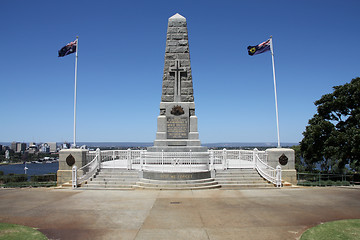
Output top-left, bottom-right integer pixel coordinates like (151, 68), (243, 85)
(148, 102), (207, 152)
(265, 148), (297, 185)
(57, 149), (88, 185)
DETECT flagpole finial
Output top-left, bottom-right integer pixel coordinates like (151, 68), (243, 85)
(76, 36), (79, 39)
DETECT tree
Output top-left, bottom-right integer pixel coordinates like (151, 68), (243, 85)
(300, 77), (360, 173)
(291, 145), (306, 172)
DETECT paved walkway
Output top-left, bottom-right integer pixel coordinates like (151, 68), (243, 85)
(1, 187), (360, 240)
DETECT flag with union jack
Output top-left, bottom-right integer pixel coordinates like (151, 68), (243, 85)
(247, 39), (271, 56)
(58, 40), (77, 57)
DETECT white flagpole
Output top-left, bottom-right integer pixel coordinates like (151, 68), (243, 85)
(269, 36), (281, 148)
(73, 36), (79, 148)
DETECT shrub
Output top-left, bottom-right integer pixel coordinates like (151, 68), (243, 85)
(30, 174), (56, 182)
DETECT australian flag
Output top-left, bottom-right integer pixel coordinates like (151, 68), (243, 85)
(58, 40), (77, 57)
(247, 39), (271, 56)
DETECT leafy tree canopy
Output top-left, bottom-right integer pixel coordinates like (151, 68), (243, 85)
(300, 77), (360, 173)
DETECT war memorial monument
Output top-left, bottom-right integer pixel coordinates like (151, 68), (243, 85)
(57, 13), (296, 189)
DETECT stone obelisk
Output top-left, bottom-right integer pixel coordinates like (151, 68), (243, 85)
(148, 13), (207, 152)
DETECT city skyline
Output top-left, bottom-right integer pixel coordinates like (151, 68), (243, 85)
(1, 0), (359, 144)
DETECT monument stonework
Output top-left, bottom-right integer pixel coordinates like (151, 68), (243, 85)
(56, 13), (297, 187)
(148, 13), (207, 152)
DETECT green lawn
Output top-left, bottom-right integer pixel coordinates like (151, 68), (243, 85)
(301, 219), (360, 240)
(0, 223), (47, 240)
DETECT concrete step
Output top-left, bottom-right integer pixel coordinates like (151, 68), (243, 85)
(84, 183), (136, 188)
(216, 172), (259, 176)
(92, 177), (139, 181)
(214, 169), (274, 188)
(216, 169), (256, 172)
(215, 175), (262, 179)
(215, 179), (263, 182)
(139, 178), (216, 184)
(59, 182), (72, 188)
(94, 175), (139, 180)
(216, 175), (260, 179)
(96, 172), (139, 176)
(81, 185), (135, 190)
(81, 168), (140, 189)
(99, 168), (139, 173)
(135, 177), (220, 190)
(216, 180), (268, 184)
(136, 181), (218, 188)
(89, 181), (137, 185)
(134, 184), (221, 190)
(220, 183), (275, 189)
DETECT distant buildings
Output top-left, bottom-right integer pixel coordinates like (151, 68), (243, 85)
(40, 143), (50, 153)
(4, 141), (62, 154)
(48, 142), (57, 152)
(10, 142), (27, 153)
(61, 142), (71, 149)
(28, 142), (38, 154)
(16, 143), (26, 153)
(10, 142), (17, 151)
(1, 145), (9, 151)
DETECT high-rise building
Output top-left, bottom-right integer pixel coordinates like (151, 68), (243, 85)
(11, 142), (17, 152)
(16, 143), (26, 153)
(40, 143), (50, 153)
(47, 142), (57, 152)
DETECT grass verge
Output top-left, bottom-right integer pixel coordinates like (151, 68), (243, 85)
(301, 219), (360, 240)
(0, 223), (47, 240)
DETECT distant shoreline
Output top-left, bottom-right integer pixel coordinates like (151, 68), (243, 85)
(0, 162), (23, 166)
(0, 142), (299, 148)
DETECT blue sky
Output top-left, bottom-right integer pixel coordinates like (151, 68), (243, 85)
(1, 0), (359, 144)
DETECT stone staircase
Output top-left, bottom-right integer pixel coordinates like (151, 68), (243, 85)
(81, 168), (221, 190)
(81, 168), (139, 190)
(80, 168), (274, 190)
(136, 178), (220, 190)
(215, 169), (275, 189)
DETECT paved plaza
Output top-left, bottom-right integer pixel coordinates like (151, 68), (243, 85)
(0, 187), (360, 240)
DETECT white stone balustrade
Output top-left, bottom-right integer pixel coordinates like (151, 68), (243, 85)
(72, 148), (284, 188)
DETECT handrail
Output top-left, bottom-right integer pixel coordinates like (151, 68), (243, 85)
(72, 149), (100, 188)
(140, 151), (210, 172)
(255, 154), (281, 187)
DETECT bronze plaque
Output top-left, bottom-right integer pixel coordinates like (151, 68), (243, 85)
(66, 154), (75, 166)
(167, 117), (188, 139)
(279, 153), (288, 166)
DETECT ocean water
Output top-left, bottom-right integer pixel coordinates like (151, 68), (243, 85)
(0, 162), (59, 176)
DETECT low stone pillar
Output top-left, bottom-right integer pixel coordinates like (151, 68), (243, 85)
(265, 148), (297, 185)
(57, 149), (89, 186)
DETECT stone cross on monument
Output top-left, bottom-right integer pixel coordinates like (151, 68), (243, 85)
(148, 13), (207, 152)
(170, 60), (186, 102)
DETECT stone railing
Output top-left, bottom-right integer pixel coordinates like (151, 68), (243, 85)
(254, 152), (282, 187)
(89, 148), (269, 171)
(140, 151), (210, 173)
(72, 148), (281, 187)
(72, 148), (101, 188)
